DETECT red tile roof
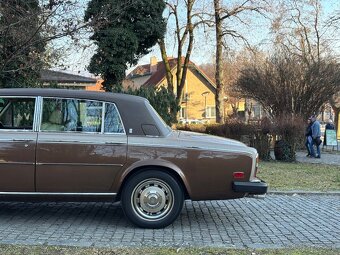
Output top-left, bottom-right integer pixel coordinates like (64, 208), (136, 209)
(127, 58), (216, 90)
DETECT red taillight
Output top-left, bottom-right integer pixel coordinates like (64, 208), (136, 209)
(233, 172), (245, 179)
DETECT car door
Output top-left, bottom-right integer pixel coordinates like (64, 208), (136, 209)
(0, 97), (37, 192)
(35, 97), (127, 193)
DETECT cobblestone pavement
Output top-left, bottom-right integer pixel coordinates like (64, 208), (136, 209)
(0, 195), (339, 249)
(295, 151), (340, 165)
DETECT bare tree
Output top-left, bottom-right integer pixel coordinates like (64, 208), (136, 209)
(236, 50), (340, 119)
(159, 0), (209, 119)
(200, 49), (255, 120)
(266, 0), (340, 117)
(213, 0), (268, 123)
(271, 0), (333, 64)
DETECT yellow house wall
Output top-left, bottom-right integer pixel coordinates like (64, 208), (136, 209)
(182, 70), (216, 121)
(225, 99), (245, 117)
(158, 68), (216, 122)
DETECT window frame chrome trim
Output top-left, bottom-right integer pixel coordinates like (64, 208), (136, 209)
(38, 96), (126, 135)
(34, 96), (43, 132)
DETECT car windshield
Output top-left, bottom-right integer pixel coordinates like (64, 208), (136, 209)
(145, 102), (172, 135)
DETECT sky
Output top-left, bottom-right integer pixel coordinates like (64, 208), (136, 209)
(55, 0), (340, 77)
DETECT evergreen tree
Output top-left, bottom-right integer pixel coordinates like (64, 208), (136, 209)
(0, 0), (46, 88)
(85, 0), (166, 92)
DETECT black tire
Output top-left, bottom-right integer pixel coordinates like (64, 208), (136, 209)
(121, 169), (184, 228)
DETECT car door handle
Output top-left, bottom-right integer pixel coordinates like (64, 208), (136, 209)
(105, 142), (126, 145)
(12, 139), (34, 142)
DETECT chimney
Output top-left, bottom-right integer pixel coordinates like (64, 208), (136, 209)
(150, 56), (158, 73)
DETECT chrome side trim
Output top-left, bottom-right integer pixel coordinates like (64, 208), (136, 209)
(0, 139), (34, 142)
(37, 140), (126, 145)
(0, 129), (35, 133)
(0, 192), (117, 196)
(36, 162), (123, 167)
(0, 162), (35, 165)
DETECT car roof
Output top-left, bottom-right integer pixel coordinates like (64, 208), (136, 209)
(0, 88), (169, 137)
(0, 88), (146, 104)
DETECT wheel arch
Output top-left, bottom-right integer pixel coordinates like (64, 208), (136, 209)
(116, 163), (191, 201)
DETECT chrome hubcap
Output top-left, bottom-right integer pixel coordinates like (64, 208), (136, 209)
(132, 179), (174, 221)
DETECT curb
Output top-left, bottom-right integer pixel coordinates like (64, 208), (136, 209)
(267, 190), (340, 196)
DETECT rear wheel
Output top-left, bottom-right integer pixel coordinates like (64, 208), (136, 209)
(121, 170), (184, 228)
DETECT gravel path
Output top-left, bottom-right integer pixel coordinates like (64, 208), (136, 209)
(295, 151), (340, 165)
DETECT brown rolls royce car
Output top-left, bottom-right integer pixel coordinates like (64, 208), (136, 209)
(0, 88), (267, 228)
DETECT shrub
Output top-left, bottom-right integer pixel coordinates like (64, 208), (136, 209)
(272, 115), (305, 162)
(175, 124), (206, 133)
(125, 86), (179, 125)
(249, 118), (273, 161)
(176, 119), (272, 161)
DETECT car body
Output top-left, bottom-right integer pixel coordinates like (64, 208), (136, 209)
(0, 88), (267, 228)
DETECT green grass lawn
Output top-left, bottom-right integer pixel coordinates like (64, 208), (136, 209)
(257, 161), (340, 191)
(0, 245), (338, 255)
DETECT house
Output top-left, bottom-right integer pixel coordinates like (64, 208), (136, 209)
(126, 57), (217, 123)
(40, 69), (99, 90)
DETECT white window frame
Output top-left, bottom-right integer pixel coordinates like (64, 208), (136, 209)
(205, 106), (216, 118)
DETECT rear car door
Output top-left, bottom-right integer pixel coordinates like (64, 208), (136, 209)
(0, 97), (37, 192)
(36, 97), (127, 193)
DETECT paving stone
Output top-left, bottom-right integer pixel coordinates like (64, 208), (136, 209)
(0, 195), (339, 248)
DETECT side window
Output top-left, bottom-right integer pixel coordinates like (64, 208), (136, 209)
(41, 98), (103, 133)
(0, 98), (35, 130)
(104, 103), (124, 134)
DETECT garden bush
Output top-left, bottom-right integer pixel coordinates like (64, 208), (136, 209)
(176, 119), (273, 161)
(272, 115), (305, 162)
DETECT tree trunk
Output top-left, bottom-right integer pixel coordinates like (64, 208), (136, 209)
(159, 38), (174, 93)
(159, 38), (178, 122)
(334, 108), (339, 134)
(214, 0), (224, 123)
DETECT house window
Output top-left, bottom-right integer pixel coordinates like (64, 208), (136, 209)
(205, 106), (216, 118)
(180, 107), (187, 119)
(252, 105), (262, 119)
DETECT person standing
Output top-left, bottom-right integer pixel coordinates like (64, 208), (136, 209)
(305, 118), (313, 157)
(310, 116), (322, 158)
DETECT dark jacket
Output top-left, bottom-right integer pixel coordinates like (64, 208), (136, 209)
(325, 123), (335, 130)
(305, 123), (312, 137)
